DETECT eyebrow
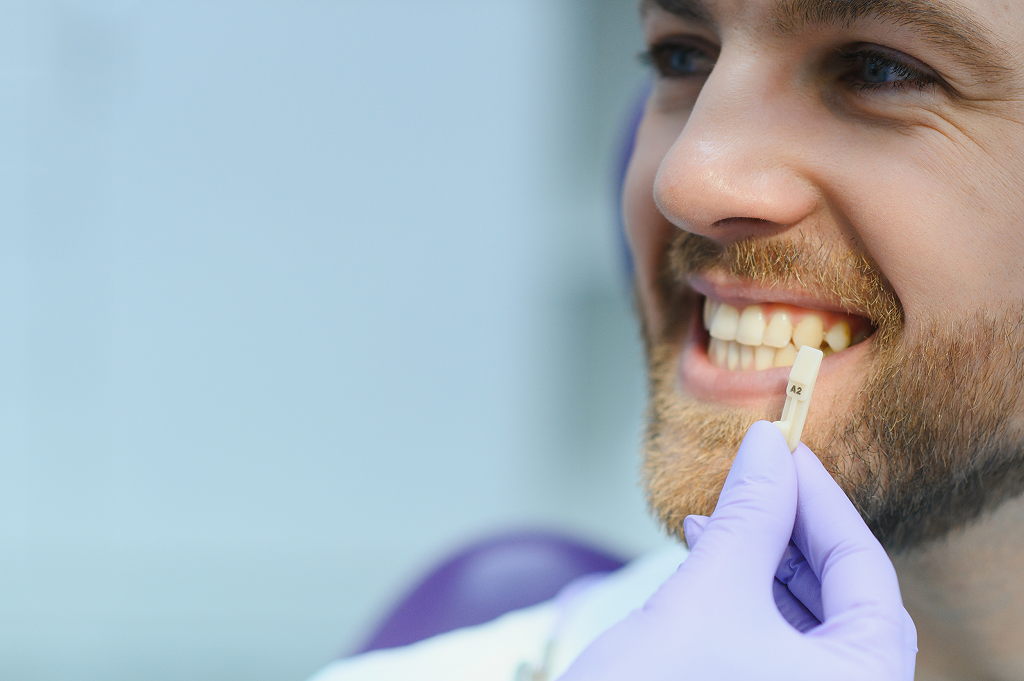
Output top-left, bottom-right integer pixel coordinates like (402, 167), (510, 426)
(641, 0), (715, 28)
(643, 0), (1011, 79)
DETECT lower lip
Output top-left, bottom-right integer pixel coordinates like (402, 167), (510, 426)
(677, 313), (871, 405)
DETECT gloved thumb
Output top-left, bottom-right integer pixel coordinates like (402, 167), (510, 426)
(684, 421), (799, 590)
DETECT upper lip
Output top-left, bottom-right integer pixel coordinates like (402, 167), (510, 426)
(688, 272), (871, 318)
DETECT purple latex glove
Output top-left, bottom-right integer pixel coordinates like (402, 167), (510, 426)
(558, 421), (917, 681)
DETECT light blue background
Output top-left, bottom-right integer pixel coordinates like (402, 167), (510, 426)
(0, 1), (669, 679)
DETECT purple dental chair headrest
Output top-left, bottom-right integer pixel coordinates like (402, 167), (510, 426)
(352, 530), (626, 655)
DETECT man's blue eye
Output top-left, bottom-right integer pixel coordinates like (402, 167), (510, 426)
(643, 43), (716, 78)
(669, 49), (699, 73)
(862, 57), (901, 83)
(839, 47), (935, 91)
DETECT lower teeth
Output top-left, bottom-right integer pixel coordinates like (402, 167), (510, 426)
(708, 338), (815, 370)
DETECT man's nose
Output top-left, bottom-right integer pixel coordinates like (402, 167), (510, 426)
(653, 56), (819, 244)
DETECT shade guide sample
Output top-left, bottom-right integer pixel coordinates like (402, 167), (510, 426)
(772, 346), (824, 452)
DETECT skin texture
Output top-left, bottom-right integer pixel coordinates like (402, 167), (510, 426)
(628, 0), (1024, 678)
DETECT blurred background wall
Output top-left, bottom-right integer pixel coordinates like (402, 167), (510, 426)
(0, 1), (669, 679)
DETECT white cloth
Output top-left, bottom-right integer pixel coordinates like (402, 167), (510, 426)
(312, 544), (689, 681)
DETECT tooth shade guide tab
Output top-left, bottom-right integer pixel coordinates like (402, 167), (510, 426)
(773, 346), (823, 452)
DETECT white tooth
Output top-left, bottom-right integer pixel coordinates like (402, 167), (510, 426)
(727, 341), (740, 370)
(736, 305), (766, 346)
(710, 303), (740, 341)
(754, 345), (775, 370)
(792, 315), (825, 350)
(825, 321), (851, 351)
(740, 344), (754, 370)
(763, 311), (793, 348)
(703, 298), (718, 330)
(773, 343), (798, 368)
(709, 338), (728, 367)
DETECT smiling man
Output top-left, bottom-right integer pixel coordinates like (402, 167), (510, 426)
(632, 0), (1024, 676)
(636, 0), (1024, 553)
(319, 1), (1024, 679)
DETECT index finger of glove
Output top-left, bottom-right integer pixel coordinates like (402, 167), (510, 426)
(688, 421), (798, 586)
(791, 444), (904, 621)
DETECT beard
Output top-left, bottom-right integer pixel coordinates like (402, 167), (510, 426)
(641, 231), (1024, 551)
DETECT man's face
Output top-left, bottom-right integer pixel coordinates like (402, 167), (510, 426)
(631, 0), (1024, 549)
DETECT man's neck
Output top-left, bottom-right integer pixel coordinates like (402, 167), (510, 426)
(891, 495), (1024, 681)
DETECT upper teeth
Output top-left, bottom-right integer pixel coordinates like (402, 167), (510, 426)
(704, 300), (855, 370)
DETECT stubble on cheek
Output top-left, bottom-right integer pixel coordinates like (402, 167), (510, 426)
(837, 313), (1024, 549)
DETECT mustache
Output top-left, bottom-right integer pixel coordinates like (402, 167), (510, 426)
(666, 231), (904, 345)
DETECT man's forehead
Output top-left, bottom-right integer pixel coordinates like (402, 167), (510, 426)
(641, 0), (1013, 79)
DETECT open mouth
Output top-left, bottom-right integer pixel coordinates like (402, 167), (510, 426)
(702, 297), (875, 371)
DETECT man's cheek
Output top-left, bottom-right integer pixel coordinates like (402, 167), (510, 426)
(801, 369), (870, 455)
(625, 185), (677, 338)
(625, 111), (691, 336)
(826, 141), (1003, 316)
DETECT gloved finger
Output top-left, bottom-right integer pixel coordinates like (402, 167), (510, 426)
(790, 444), (905, 623)
(773, 577), (821, 632)
(682, 514), (710, 549)
(776, 541), (824, 622)
(686, 421), (798, 589)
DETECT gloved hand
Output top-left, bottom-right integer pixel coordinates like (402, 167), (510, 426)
(557, 420), (917, 681)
